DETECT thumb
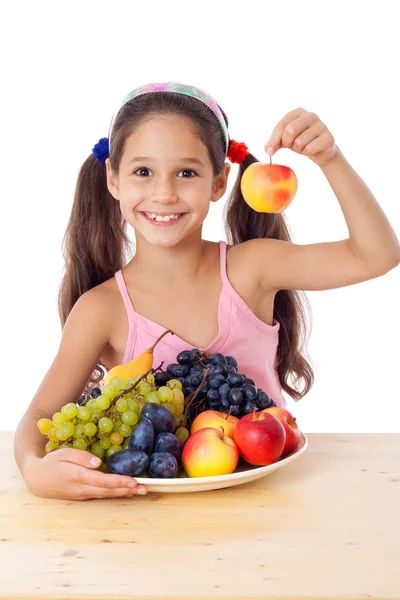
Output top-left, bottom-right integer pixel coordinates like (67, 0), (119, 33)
(55, 448), (102, 468)
(264, 141), (275, 156)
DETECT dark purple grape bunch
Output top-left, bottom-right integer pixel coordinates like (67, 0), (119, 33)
(163, 349), (277, 423)
(106, 403), (184, 479)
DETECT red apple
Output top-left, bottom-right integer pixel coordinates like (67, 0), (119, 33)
(234, 412), (286, 466)
(240, 162), (298, 213)
(190, 410), (239, 440)
(182, 427), (239, 477)
(261, 407), (301, 456)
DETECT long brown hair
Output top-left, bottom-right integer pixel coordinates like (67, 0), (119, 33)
(58, 91), (314, 399)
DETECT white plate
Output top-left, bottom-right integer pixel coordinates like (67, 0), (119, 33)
(135, 432), (308, 493)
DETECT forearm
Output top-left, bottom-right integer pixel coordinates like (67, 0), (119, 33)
(319, 147), (400, 271)
(14, 409), (48, 475)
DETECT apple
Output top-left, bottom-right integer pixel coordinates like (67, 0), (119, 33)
(234, 412), (286, 466)
(261, 407), (301, 456)
(181, 427), (239, 477)
(240, 161), (298, 213)
(190, 410), (239, 440)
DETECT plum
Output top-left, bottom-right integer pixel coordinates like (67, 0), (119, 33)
(140, 403), (175, 434)
(149, 452), (178, 478)
(154, 432), (184, 462)
(128, 419), (155, 454)
(107, 449), (149, 476)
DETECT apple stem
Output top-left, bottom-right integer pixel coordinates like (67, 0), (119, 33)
(218, 426), (225, 438)
(269, 155), (272, 165)
(225, 406), (233, 420)
(251, 406), (259, 421)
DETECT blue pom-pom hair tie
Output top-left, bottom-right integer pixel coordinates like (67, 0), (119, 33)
(92, 137), (109, 163)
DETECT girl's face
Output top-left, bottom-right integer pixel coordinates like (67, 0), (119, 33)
(106, 115), (230, 248)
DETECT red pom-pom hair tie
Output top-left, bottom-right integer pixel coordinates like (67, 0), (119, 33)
(227, 139), (250, 164)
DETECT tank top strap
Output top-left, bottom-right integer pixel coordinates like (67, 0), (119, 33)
(114, 269), (137, 363)
(219, 239), (229, 284)
(115, 270), (136, 323)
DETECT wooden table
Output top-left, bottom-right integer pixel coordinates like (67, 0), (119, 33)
(1, 432), (399, 599)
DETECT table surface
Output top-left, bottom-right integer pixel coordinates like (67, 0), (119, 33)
(1, 431), (399, 600)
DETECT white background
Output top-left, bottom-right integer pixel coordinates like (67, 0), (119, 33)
(1, 0), (399, 432)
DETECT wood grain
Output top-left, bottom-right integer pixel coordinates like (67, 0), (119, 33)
(0, 432), (399, 599)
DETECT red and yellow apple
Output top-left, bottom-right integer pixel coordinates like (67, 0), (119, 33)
(261, 407), (301, 456)
(240, 162), (298, 213)
(234, 411), (286, 466)
(190, 410), (239, 440)
(181, 427), (239, 477)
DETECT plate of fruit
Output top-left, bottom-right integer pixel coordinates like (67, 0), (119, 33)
(37, 330), (308, 494)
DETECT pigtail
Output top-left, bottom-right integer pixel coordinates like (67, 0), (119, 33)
(224, 152), (315, 400)
(57, 154), (132, 392)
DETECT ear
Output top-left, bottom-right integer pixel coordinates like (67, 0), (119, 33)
(211, 162), (231, 203)
(105, 158), (120, 200)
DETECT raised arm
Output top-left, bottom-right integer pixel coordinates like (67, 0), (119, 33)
(251, 110), (400, 292)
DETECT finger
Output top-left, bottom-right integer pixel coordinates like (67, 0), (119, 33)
(265, 107), (307, 155)
(281, 115), (321, 152)
(77, 468), (141, 490)
(289, 120), (325, 154)
(302, 130), (335, 156)
(78, 484), (148, 499)
(55, 448), (103, 469)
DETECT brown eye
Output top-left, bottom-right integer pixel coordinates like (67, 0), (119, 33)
(133, 168), (197, 177)
(178, 169), (197, 178)
(134, 168), (151, 177)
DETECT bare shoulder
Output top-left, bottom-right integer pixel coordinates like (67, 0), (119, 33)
(63, 276), (123, 354)
(225, 239), (272, 290)
(26, 278), (117, 419)
(59, 283), (114, 355)
(81, 275), (123, 334)
(227, 237), (299, 292)
(222, 240), (277, 325)
(75, 279), (115, 321)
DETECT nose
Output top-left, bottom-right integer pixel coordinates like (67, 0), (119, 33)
(151, 177), (179, 205)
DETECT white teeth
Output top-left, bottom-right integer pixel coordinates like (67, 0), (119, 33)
(145, 212), (181, 222)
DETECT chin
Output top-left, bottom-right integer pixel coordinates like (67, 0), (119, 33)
(134, 228), (190, 249)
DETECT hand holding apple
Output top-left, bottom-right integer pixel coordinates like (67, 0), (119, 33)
(241, 107), (339, 213)
(265, 107), (338, 167)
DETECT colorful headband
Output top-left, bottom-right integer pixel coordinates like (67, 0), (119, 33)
(108, 81), (230, 155)
(92, 81), (250, 165)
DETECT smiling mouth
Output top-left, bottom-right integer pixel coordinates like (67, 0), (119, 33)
(140, 211), (186, 222)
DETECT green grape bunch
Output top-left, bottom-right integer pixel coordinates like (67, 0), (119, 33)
(37, 367), (189, 462)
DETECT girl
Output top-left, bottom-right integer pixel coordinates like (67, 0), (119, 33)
(14, 81), (399, 500)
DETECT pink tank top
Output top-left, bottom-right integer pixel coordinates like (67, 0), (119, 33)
(114, 240), (286, 407)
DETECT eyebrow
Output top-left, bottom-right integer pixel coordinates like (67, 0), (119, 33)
(128, 156), (205, 167)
